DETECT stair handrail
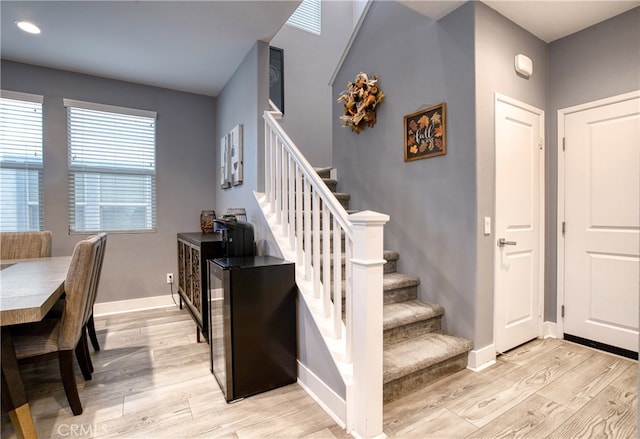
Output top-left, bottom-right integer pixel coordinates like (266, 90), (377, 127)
(263, 109), (354, 238)
(262, 106), (387, 439)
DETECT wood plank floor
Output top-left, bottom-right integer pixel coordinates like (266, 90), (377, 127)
(1, 307), (637, 438)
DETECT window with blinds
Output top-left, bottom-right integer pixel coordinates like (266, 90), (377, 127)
(0, 91), (44, 232)
(65, 99), (157, 233)
(287, 0), (321, 34)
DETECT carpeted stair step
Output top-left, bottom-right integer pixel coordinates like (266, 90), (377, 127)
(323, 178), (338, 192)
(383, 333), (472, 403)
(383, 272), (420, 304)
(333, 192), (351, 209)
(315, 166), (333, 179)
(384, 300), (444, 345)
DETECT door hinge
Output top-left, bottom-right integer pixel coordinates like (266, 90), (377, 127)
(562, 221), (566, 236)
(561, 305), (565, 318)
(562, 137), (566, 151)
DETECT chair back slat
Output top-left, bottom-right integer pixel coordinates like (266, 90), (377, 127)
(0, 231), (52, 259)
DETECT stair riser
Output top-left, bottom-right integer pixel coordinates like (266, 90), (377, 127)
(324, 180), (338, 192)
(384, 285), (418, 304)
(384, 259), (397, 274)
(384, 318), (442, 346)
(315, 168), (332, 179)
(383, 353), (468, 403)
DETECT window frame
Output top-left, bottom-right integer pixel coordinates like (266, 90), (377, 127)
(64, 98), (158, 234)
(0, 90), (44, 232)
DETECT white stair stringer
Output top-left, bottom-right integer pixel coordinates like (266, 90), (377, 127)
(255, 191), (354, 385)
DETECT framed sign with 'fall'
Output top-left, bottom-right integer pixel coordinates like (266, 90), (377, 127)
(404, 102), (446, 161)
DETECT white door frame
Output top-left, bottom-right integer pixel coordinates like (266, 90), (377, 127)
(556, 90), (640, 338)
(493, 93), (545, 351)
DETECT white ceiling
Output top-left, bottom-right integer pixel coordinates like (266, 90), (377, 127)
(1, 1), (638, 97)
(402, 0), (638, 43)
(0, 1), (299, 96)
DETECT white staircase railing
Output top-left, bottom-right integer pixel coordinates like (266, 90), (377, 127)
(257, 105), (388, 439)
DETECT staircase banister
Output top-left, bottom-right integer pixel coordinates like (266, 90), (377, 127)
(268, 99), (283, 119)
(264, 110), (354, 237)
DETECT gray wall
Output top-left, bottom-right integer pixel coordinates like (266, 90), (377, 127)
(271, 1), (355, 168)
(474, 2), (548, 347)
(332, 1), (478, 342)
(215, 41), (264, 222)
(1, 60), (217, 304)
(546, 7), (640, 321)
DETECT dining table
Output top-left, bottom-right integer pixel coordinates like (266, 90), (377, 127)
(1, 256), (72, 439)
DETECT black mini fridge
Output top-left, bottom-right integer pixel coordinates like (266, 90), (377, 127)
(208, 256), (297, 402)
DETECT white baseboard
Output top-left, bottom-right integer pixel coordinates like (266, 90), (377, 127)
(297, 361), (346, 429)
(467, 343), (496, 372)
(543, 321), (558, 339)
(94, 294), (177, 317)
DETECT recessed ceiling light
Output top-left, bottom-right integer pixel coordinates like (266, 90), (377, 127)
(15, 20), (41, 34)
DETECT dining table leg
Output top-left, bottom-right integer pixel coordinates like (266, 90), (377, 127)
(1, 331), (38, 439)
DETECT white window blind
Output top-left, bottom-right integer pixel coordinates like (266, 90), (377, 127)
(0, 90), (44, 232)
(287, 0), (321, 34)
(65, 99), (157, 233)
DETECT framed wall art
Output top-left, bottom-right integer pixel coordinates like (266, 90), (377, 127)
(230, 124), (243, 186)
(220, 134), (231, 189)
(404, 102), (446, 161)
(269, 46), (284, 114)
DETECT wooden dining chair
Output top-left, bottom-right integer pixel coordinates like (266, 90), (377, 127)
(8, 234), (101, 415)
(0, 231), (52, 260)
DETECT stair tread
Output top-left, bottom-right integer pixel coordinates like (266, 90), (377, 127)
(333, 192), (351, 199)
(383, 333), (472, 384)
(383, 299), (444, 330)
(384, 272), (420, 290)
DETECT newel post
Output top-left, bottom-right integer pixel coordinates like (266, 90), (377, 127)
(348, 210), (389, 439)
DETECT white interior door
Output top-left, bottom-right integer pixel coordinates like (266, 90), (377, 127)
(494, 94), (544, 353)
(562, 92), (639, 354)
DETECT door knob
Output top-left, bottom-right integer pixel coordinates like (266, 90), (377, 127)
(498, 238), (517, 247)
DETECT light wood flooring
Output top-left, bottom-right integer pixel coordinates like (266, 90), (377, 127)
(1, 306), (637, 438)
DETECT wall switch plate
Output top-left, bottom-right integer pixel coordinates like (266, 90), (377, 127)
(484, 217), (491, 235)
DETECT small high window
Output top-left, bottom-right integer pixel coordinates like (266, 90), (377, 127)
(287, 0), (321, 34)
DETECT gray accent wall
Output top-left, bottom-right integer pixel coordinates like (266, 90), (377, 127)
(546, 7), (640, 321)
(1, 60), (216, 303)
(332, 1), (478, 342)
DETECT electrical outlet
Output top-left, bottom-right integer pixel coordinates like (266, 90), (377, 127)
(166, 273), (174, 284)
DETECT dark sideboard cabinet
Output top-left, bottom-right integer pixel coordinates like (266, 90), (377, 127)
(177, 232), (225, 342)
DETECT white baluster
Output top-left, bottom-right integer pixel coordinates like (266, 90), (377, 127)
(304, 178), (312, 281)
(295, 165), (303, 267)
(333, 217), (342, 338)
(312, 191), (321, 299)
(322, 202), (331, 318)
